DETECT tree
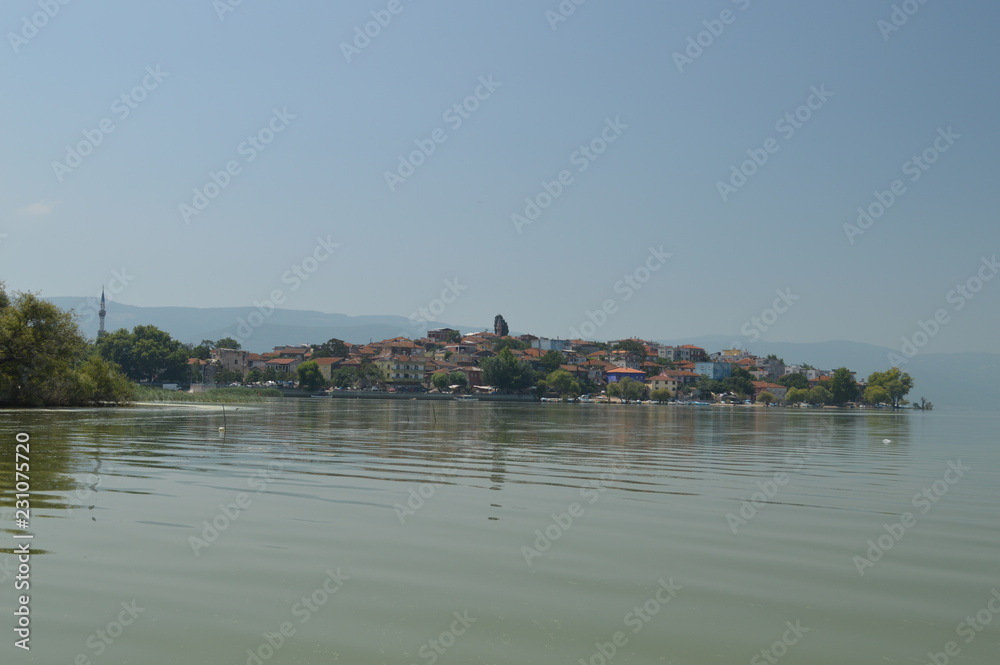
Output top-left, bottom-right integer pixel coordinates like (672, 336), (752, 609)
(215, 369), (244, 385)
(609, 377), (647, 403)
(777, 373), (809, 390)
(447, 371), (469, 392)
(493, 337), (530, 353)
(650, 388), (672, 403)
(191, 339), (214, 360)
(722, 366), (755, 397)
(313, 338), (348, 358)
(431, 372), (451, 392)
(696, 378), (724, 400)
(445, 330), (462, 344)
(545, 369), (580, 397)
(539, 350), (566, 373)
(828, 368), (859, 404)
(757, 391), (775, 405)
(862, 385), (890, 406)
(0, 286), (133, 406)
(785, 387), (809, 404)
(96, 325), (188, 383)
(913, 396), (934, 411)
(480, 348), (536, 393)
(614, 339), (647, 361)
(246, 368), (263, 384)
(296, 361), (325, 391)
(808, 386), (833, 405)
(215, 337), (241, 350)
(866, 367), (914, 408)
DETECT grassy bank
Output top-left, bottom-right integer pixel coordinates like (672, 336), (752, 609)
(134, 386), (284, 403)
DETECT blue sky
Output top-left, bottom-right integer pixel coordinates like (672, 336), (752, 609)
(2, 0), (998, 354)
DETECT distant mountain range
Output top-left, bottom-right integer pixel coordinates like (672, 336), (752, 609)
(46, 298), (997, 411)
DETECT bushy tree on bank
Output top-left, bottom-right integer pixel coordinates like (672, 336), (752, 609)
(96, 325), (189, 383)
(866, 368), (914, 408)
(0, 285), (133, 406)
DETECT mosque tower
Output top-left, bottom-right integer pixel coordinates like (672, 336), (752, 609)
(98, 288), (106, 337)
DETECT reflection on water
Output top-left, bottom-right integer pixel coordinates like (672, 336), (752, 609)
(0, 402), (997, 664)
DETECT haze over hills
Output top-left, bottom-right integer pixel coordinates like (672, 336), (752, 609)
(47, 298), (996, 411)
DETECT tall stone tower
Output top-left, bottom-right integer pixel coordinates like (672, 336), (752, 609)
(494, 314), (508, 337)
(98, 287), (107, 337)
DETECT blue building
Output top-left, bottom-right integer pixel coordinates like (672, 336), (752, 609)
(694, 362), (732, 381)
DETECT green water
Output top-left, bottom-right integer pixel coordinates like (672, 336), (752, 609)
(1, 402), (998, 664)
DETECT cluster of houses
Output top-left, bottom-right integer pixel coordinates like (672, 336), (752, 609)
(191, 327), (855, 400)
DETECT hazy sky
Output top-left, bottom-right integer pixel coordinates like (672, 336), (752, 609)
(2, 0), (998, 354)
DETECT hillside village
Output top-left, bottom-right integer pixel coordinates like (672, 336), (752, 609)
(190, 317), (903, 405)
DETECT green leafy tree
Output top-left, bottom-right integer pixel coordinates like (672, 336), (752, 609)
(777, 373), (809, 390)
(866, 368), (914, 408)
(610, 377), (647, 403)
(215, 369), (244, 385)
(246, 368), (263, 384)
(313, 338), (349, 358)
(447, 371), (469, 392)
(650, 388), (672, 403)
(493, 337), (530, 353)
(862, 385), (891, 406)
(481, 348), (536, 393)
(191, 340), (214, 360)
(215, 337), (241, 350)
(696, 378), (724, 399)
(0, 286), (133, 406)
(808, 386), (833, 405)
(614, 340), (647, 361)
(96, 325), (188, 382)
(431, 372), (451, 392)
(546, 369), (580, 397)
(757, 391), (775, 405)
(786, 387), (809, 404)
(330, 367), (358, 388)
(828, 368), (859, 404)
(296, 361), (326, 391)
(445, 330), (462, 344)
(539, 350), (566, 373)
(722, 366), (755, 397)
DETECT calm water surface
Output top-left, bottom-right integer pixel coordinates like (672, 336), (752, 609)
(1, 401), (998, 664)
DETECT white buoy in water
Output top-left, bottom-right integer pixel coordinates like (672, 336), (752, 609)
(219, 426), (226, 432)
(882, 438), (891, 444)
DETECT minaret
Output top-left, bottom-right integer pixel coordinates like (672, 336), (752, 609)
(98, 287), (107, 337)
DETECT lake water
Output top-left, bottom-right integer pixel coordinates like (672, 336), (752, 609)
(1, 401), (998, 664)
